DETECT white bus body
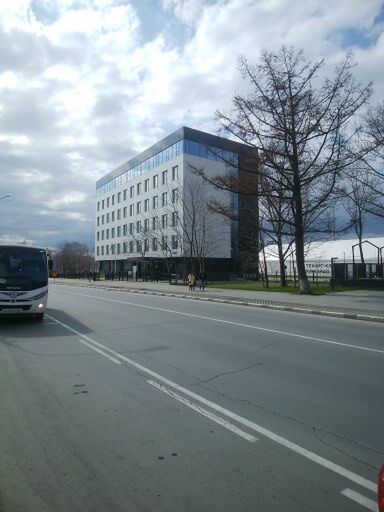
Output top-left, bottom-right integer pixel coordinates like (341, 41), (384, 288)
(0, 245), (50, 321)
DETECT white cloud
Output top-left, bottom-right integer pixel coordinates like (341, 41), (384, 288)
(0, 0), (382, 248)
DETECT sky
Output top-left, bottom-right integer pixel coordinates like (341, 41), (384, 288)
(0, 0), (383, 250)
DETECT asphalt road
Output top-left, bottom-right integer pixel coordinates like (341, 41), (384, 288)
(1, 283), (383, 512)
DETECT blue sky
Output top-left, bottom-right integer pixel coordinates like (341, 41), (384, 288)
(0, 0), (383, 249)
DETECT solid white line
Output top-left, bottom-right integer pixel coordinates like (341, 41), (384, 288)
(147, 380), (257, 443)
(57, 289), (384, 356)
(47, 312), (377, 493)
(77, 338), (122, 365)
(341, 489), (378, 511)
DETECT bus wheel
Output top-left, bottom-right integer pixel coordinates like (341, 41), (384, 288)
(35, 313), (44, 321)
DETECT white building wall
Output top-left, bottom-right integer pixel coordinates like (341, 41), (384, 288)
(95, 140), (236, 265)
(95, 153), (184, 263)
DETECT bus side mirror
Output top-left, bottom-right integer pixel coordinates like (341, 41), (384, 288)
(48, 260), (53, 270)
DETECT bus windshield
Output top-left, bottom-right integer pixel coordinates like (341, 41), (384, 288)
(0, 247), (48, 291)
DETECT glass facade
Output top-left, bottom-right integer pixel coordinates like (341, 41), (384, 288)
(96, 139), (239, 196)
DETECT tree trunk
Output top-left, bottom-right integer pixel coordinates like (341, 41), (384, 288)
(291, 140), (310, 294)
(357, 214), (365, 265)
(262, 244), (269, 289)
(278, 244), (287, 287)
(293, 186), (310, 294)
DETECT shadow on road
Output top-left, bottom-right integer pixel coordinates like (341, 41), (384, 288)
(0, 308), (93, 340)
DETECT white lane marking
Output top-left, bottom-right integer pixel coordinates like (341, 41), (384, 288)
(77, 338), (122, 365)
(147, 379), (257, 443)
(341, 489), (378, 511)
(47, 312), (377, 493)
(56, 289), (384, 356)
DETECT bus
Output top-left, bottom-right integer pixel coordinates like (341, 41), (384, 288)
(0, 244), (52, 321)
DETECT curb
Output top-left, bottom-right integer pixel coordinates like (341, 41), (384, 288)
(52, 281), (384, 323)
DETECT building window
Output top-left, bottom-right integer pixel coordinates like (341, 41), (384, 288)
(106, 245), (110, 255)
(144, 198), (149, 212)
(112, 195), (115, 206)
(152, 238), (158, 251)
(102, 215), (105, 225)
(111, 244), (114, 254)
(144, 239), (149, 252)
(123, 224), (127, 236)
(123, 242), (127, 253)
(144, 179), (149, 192)
(162, 170), (168, 185)
(162, 214), (167, 228)
(117, 243), (121, 254)
(117, 226), (121, 237)
(137, 202), (141, 214)
(117, 192), (121, 203)
(107, 197), (110, 207)
(97, 231), (100, 241)
(97, 247), (99, 256)
(144, 219), (150, 232)
(129, 223), (134, 235)
(130, 186), (134, 198)
(102, 230), (105, 240)
(172, 165), (178, 180)
(123, 207), (127, 218)
(137, 182), (141, 195)
(129, 204), (134, 216)
(111, 227), (115, 238)
(161, 236), (167, 250)
(136, 220), (141, 233)
(172, 212), (177, 227)
(152, 195), (158, 209)
(153, 175), (158, 188)
(162, 192), (167, 207)
(152, 216), (158, 230)
(129, 241), (134, 253)
(106, 229), (109, 239)
(102, 199), (105, 209)
(123, 189), (127, 201)
(117, 209), (121, 220)
(97, 216), (100, 226)
(106, 213), (110, 223)
(111, 211), (115, 222)
(136, 241), (142, 253)
(172, 235), (178, 250)
(172, 188), (178, 203)
(101, 246), (104, 255)
(97, 202), (100, 211)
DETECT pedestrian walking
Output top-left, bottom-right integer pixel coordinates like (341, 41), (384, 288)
(187, 272), (196, 291)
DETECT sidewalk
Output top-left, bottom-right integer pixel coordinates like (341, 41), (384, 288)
(51, 278), (384, 323)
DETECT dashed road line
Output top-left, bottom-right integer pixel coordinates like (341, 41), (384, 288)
(147, 379), (258, 443)
(47, 312), (377, 494)
(341, 488), (378, 511)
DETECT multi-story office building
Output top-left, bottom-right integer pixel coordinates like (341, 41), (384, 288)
(95, 126), (256, 279)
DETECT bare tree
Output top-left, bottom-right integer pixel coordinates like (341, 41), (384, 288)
(216, 47), (372, 293)
(354, 103), (384, 219)
(168, 175), (219, 276)
(259, 171), (295, 286)
(54, 242), (94, 275)
(340, 167), (382, 263)
(129, 215), (151, 280)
